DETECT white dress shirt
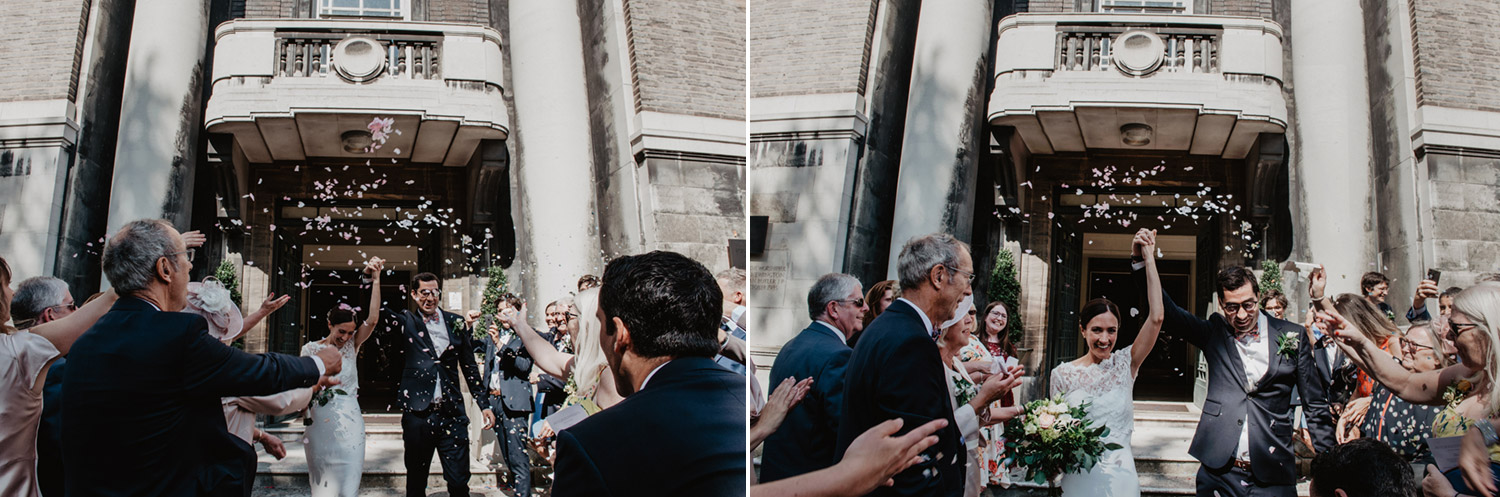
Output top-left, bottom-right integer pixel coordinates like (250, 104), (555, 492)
(640, 360), (672, 391)
(424, 311), (450, 401)
(1233, 312), (1271, 461)
(813, 320), (849, 346)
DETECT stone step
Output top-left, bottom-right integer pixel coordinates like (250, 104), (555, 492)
(252, 438), (547, 496)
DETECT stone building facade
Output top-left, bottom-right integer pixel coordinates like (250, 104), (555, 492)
(0, 0), (744, 411)
(750, 0), (1500, 401)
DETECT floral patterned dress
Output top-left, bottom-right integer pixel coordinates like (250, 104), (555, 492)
(960, 336), (1012, 488)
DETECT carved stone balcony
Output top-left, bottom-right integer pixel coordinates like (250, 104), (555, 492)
(987, 14), (1285, 159)
(204, 19), (508, 167)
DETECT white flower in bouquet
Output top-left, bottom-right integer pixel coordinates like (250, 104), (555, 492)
(1004, 394), (1124, 496)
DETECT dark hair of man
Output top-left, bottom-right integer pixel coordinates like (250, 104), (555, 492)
(1309, 438), (1415, 497)
(1079, 298), (1120, 329)
(599, 251), (722, 359)
(1217, 266), (1260, 301)
(1443, 286), (1464, 299)
(410, 272), (440, 291)
(1361, 271), (1390, 293)
(328, 307), (357, 326)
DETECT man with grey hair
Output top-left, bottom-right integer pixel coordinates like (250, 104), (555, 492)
(836, 233), (1019, 497)
(62, 218), (343, 497)
(761, 273), (867, 482)
(11, 276), (75, 497)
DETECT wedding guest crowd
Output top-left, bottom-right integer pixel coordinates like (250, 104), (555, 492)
(1, 218), (749, 497)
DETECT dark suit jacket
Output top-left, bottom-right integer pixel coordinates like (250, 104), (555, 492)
(835, 299), (963, 497)
(61, 297), (322, 497)
(552, 357), (746, 496)
(483, 333), (535, 414)
(1135, 268), (1335, 484)
(761, 321), (852, 482)
(383, 308), (492, 412)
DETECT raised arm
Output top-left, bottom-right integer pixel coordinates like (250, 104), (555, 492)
(1325, 308), (1468, 404)
(1130, 228), (1212, 348)
(30, 289), (118, 356)
(499, 303), (575, 378)
(239, 293), (291, 343)
(354, 257), (384, 349)
(1131, 231), (1165, 374)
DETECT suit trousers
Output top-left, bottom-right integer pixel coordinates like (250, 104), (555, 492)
(402, 400), (473, 497)
(492, 402), (532, 497)
(1197, 464), (1296, 497)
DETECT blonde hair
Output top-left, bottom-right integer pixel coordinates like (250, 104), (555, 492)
(571, 288), (608, 398)
(1333, 293), (1399, 344)
(1452, 283), (1500, 416)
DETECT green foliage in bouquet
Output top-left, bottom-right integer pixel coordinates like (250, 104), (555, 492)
(473, 265), (509, 340)
(1259, 259), (1284, 296)
(988, 247), (1025, 346)
(1003, 395), (1124, 496)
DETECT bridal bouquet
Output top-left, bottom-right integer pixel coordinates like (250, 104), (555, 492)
(1003, 395), (1122, 496)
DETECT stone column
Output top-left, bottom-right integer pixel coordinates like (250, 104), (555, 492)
(508, 1), (604, 299)
(105, 0), (209, 234)
(1289, 0), (1375, 286)
(886, 0), (993, 276)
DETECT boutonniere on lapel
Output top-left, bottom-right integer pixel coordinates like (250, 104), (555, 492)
(1443, 379), (1473, 409)
(1275, 333), (1300, 359)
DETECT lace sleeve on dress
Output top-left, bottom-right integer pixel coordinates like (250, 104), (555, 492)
(300, 341), (318, 357)
(1114, 345), (1137, 380)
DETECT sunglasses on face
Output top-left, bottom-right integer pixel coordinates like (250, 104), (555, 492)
(1449, 321), (1479, 340)
(834, 298), (866, 308)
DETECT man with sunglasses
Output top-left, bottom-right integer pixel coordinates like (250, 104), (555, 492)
(11, 276), (75, 497)
(382, 272), (495, 497)
(1130, 228), (1334, 497)
(761, 273), (868, 482)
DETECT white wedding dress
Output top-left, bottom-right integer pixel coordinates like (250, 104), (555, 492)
(1049, 345), (1140, 497)
(301, 340), (365, 497)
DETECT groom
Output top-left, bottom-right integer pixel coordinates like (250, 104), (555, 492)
(386, 272), (495, 497)
(1130, 229), (1334, 496)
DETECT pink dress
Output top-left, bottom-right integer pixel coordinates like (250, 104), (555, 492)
(0, 330), (61, 497)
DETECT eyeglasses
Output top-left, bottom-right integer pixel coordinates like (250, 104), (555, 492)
(165, 248), (196, 263)
(417, 289), (441, 297)
(1449, 321), (1479, 341)
(942, 266), (975, 282)
(1221, 300), (1259, 315)
(47, 303), (77, 313)
(834, 298), (866, 308)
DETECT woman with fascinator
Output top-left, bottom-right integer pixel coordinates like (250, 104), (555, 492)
(298, 257), (385, 497)
(180, 277), (312, 483)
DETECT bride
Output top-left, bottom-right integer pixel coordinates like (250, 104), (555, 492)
(300, 257), (384, 497)
(1049, 229), (1164, 496)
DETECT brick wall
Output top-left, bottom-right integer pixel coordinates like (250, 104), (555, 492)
(749, 0), (874, 99)
(1410, 0), (1500, 113)
(1209, 0), (1273, 18)
(243, 0), (297, 18)
(427, 0), (488, 24)
(622, 0), (744, 120)
(0, 0), (91, 102)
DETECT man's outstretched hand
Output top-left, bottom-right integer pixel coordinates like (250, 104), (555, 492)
(313, 346), (343, 376)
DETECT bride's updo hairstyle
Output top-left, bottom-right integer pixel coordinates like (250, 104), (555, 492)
(1079, 298), (1121, 330)
(327, 306), (357, 327)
